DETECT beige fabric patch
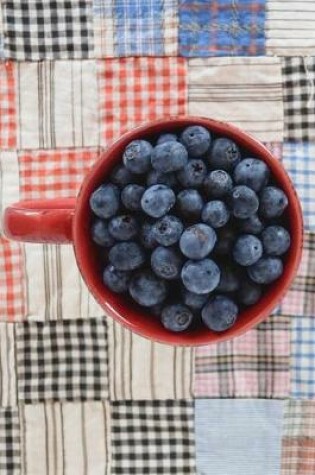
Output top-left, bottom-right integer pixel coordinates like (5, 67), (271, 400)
(108, 320), (194, 400)
(0, 323), (17, 406)
(188, 57), (284, 142)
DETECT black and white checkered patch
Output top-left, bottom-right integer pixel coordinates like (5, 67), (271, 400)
(3, 0), (93, 60)
(0, 409), (20, 473)
(111, 400), (196, 474)
(282, 57), (315, 141)
(16, 319), (109, 403)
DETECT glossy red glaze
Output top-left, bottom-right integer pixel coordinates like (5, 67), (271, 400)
(4, 117), (303, 346)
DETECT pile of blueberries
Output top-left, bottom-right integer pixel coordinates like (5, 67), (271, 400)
(90, 125), (290, 333)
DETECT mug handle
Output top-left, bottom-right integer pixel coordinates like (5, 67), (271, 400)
(3, 198), (76, 244)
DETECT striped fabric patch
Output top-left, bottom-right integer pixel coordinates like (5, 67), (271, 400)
(0, 324), (17, 407)
(188, 57), (283, 142)
(20, 402), (110, 475)
(108, 320), (194, 400)
(16, 61), (98, 149)
(266, 1), (315, 56)
(195, 400), (283, 475)
(179, 0), (266, 57)
(281, 233), (315, 318)
(98, 57), (187, 145)
(194, 315), (289, 398)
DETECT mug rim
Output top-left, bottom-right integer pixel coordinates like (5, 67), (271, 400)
(73, 116), (303, 346)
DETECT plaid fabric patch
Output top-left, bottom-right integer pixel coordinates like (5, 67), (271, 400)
(16, 319), (109, 403)
(19, 148), (100, 200)
(3, 0), (94, 60)
(111, 400), (195, 474)
(0, 408), (20, 473)
(282, 438), (315, 475)
(98, 57), (187, 145)
(291, 316), (315, 399)
(194, 315), (289, 398)
(283, 142), (315, 231)
(282, 57), (315, 141)
(281, 233), (315, 318)
(179, 0), (266, 57)
(0, 62), (16, 149)
(0, 237), (25, 322)
(284, 401), (315, 438)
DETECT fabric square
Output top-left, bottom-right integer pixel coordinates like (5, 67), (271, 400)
(283, 143), (315, 231)
(0, 324), (17, 407)
(93, 0), (178, 57)
(98, 57), (187, 145)
(0, 237), (25, 322)
(281, 232), (315, 318)
(21, 402), (110, 474)
(196, 399), (283, 475)
(16, 319), (109, 403)
(284, 401), (315, 438)
(17, 61), (98, 149)
(0, 2), (5, 59)
(3, 0), (94, 60)
(291, 316), (315, 399)
(282, 57), (315, 141)
(282, 438), (315, 475)
(188, 57), (283, 142)
(266, 1), (315, 56)
(194, 315), (290, 398)
(0, 62), (17, 149)
(0, 408), (20, 473)
(179, 0), (266, 57)
(108, 320), (194, 400)
(111, 400), (196, 474)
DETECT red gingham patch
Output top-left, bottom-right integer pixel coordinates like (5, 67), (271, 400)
(0, 236), (24, 321)
(281, 437), (315, 475)
(98, 57), (187, 145)
(19, 149), (100, 199)
(0, 62), (17, 149)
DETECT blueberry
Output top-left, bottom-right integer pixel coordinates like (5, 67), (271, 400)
(208, 138), (241, 171)
(217, 263), (241, 292)
(261, 225), (291, 256)
(161, 304), (193, 332)
(260, 186), (288, 219)
(230, 185), (259, 219)
(108, 214), (139, 241)
(180, 125), (211, 157)
(204, 170), (233, 198)
(182, 289), (209, 310)
(151, 247), (183, 280)
(213, 227), (236, 256)
(157, 133), (177, 145)
(91, 220), (115, 247)
(181, 259), (220, 294)
(140, 222), (158, 250)
(239, 280), (262, 306)
(237, 214), (264, 235)
(247, 257), (283, 284)
(176, 189), (204, 220)
(152, 215), (183, 246)
(129, 270), (167, 307)
(201, 201), (230, 228)
(103, 264), (130, 293)
(121, 184), (145, 211)
(90, 184), (120, 219)
(233, 158), (270, 192)
(141, 185), (176, 218)
(233, 234), (263, 266)
(108, 241), (145, 271)
(177, 159), (207, 188)
(110, 164), (135, 187)
(151, 141), (188, 173)
(146, 170), (178, 187)
(201, 295), (238, 332)
(179, 224), (217, 259)
(123, 140), (152, 174)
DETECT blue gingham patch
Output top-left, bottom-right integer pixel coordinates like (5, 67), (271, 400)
(291, 316), (315, 399)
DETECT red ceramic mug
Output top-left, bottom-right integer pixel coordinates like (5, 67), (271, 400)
(4, 117), (303, 346)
